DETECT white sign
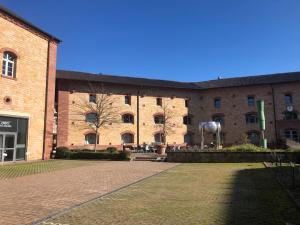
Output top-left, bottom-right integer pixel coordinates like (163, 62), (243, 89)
(0, 121), (12, 128)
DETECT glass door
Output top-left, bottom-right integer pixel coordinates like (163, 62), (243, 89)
(0, 133), (16, 162)
(0, 134), (3, 162)
(4, 134), (16, 162)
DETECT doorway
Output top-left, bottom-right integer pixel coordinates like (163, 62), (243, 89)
(0, 133), (17, 162)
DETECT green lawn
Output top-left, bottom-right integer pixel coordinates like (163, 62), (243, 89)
(0, 160), (95, 179)
(42, 163), (300, 225)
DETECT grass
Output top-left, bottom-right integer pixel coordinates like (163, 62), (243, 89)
(0, 160), (95, 179)
(42, 163), (300, 225)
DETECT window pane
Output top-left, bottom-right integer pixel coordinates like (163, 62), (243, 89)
(214, 99), (221, 108)
(85, 134), (96, 144)
(122, 133), (133, 143)
(247, 96), (255, 106)
(16, 148), (26, 160)
(89, 94), (96, 103)
(17, 119), (28, 145)
(285, 94), (292, 105)
(86, 113), (97, 123)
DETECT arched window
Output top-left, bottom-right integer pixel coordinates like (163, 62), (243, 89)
(154, 114), (164, 124)
(183, 115), (192, 125)
(245, 112), (258, 124)
(283, 111), (298, 120)
(247, 131), (260, 145)
(154, 133), (165, 144)
(212, 114), (225, 125)
(121, 133), (134, 143)
(284, 94), (293, 105)
(184, 133), (193, 145)
(284, 129), (299, 142)
(122, 114), (134, 123)
(85, 133), (99, 144)
(2, 52), (17, 78)
(86, 112), (97, 123)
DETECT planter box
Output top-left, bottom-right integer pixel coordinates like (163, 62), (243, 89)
(167, 151), (300, 163)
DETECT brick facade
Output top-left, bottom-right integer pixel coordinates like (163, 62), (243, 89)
(0, 7), (59, 160)
(56, 77), (300, 150)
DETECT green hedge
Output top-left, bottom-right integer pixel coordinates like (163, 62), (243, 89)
(222, 144), (268, 152)
(55, 147), (131, 160)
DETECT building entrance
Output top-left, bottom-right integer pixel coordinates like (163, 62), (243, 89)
(0, 116), (28, 162)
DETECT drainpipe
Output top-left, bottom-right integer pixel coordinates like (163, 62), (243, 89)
(42, 38), (51, 160)
(136, 87), (141, 147)
(271, 84), (278, 145)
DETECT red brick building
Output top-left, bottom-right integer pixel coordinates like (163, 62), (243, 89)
(56, 70), (300, 150)
(0, 6), (60, 161)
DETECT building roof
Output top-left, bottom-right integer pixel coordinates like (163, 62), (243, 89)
(56, 70), (199, 90)
(57, 70), (300, 90)
(0, 5), (61, 43)
(195, 71), (300, 89)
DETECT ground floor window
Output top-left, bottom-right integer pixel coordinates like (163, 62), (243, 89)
(85, 133), (99, 144)
(184, 134), (193, 145)
(154, 133), (165, 144)
(121, 133), (134, 144)
(247, 131), (260, 145)
(284, 129), (299, 142)
(0, 116), (28, 162)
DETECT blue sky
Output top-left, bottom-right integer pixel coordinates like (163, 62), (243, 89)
(1, 0), (300, 81)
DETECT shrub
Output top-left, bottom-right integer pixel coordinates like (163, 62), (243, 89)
(106, 147), (117, 153)
(54, 148), (131, 161)
(222, 144), (268, 152)
(55, 146), (70, 159)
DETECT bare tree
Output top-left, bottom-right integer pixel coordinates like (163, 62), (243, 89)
(155, 102), (176, 145)
(71, 83), (120, 151)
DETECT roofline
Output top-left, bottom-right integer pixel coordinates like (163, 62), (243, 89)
(0, 5), (61, 43)
(56, 69), (300, 90)
(56, 69), (200, 90)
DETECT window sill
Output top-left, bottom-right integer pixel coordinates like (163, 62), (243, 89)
(1, 75), (17, 81)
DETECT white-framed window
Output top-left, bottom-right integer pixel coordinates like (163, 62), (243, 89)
(122, 114), (134, 123)
(2, 52), (16, 78)
(245, 113), (258, 124)
(284, 94), (293, 105)
(125, 95), (131, 105)
(85, 133), (99, 144)
(156, 98), (162, 106)
(89, 94), (96, 103)
(86, 112), (98, 123)
(121, 133), (134, 143)
(184, 134), (193, 145)
(154, 133), (164, 144)
(154, 114), (164, 124)
(247, 96), (255, 106)
(284, 129), (299, 142)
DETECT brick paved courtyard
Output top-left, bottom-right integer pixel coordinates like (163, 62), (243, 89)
(42, 163), (300, 225)
(0, 161), (177, 225)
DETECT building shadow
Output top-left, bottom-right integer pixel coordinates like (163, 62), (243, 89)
(225, 166), (300, 225)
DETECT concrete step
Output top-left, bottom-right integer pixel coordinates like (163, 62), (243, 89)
(133, 156), (166, 162)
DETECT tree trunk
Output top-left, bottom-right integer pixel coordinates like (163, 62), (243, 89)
(94, 128), (98, 152)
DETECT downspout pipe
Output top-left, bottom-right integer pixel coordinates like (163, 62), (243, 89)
(42, 38), (51, 160)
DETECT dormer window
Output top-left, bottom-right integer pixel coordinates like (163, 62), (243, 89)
(2, 52), (17, 78)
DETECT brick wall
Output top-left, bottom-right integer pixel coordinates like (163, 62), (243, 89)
(56, 78), (300, 149)
(0, 12), (58, 160)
